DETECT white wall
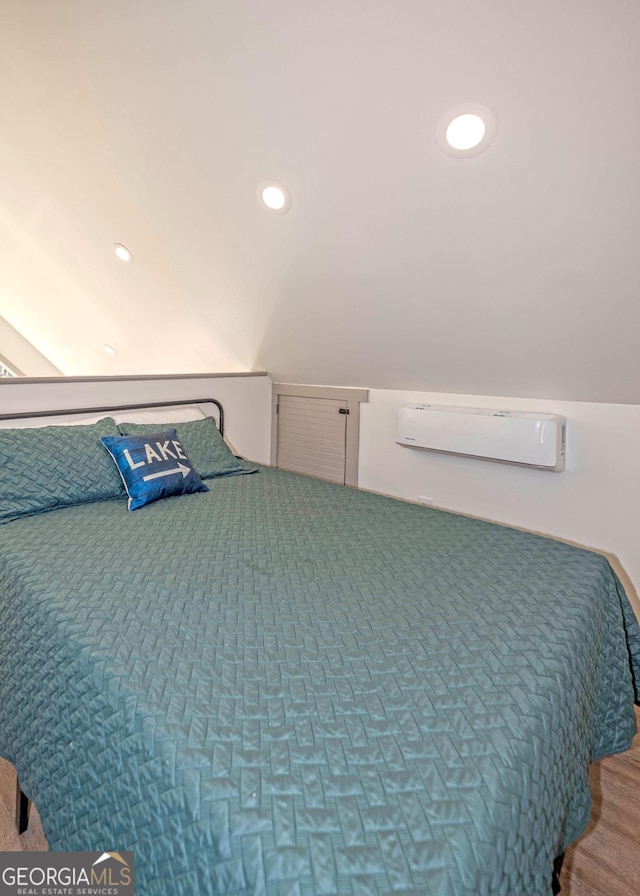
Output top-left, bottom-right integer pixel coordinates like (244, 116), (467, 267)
(359, 389), (640, 620)
(0, 373), (272, 464)
(0, 315), (62, 376)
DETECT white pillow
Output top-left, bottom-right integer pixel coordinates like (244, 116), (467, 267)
(112, 405), (207, 424)
(0, 404), (208, 430)
(0, 412), (117, 430)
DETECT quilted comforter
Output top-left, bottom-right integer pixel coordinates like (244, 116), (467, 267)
(0, 466), (638, 896)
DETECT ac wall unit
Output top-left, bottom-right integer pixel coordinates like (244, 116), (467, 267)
(396, 404), (566, 471)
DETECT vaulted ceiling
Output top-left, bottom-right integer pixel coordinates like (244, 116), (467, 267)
(1, 1), (639, 402)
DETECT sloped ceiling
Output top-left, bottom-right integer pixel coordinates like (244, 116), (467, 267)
(1, 0), (639, 402)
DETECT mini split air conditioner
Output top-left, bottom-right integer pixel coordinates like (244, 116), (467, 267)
(396, 404), (566, 471)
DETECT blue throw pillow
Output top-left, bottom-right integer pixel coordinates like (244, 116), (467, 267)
(100, 431), (208, 510)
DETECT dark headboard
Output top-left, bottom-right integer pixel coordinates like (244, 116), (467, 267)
(0, 398), (224, 435)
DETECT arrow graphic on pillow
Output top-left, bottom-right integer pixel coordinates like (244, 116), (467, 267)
(143, 463), (191, 481)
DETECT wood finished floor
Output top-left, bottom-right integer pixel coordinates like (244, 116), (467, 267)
(0, 706), (638, 894)
(559, 704), (640, 896)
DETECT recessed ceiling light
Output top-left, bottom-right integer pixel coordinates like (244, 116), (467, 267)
(104, 344), (117, 356)
(446, 114), (486, 150)
(257, 180), (292, 214)
(436, 104), (498, 158)
(113, 243), (133, 263)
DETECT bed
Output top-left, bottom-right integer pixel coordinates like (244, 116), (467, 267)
(0, 399), (638, 896)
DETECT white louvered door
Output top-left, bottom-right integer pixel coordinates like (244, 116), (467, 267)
(275, 394), (348, 484)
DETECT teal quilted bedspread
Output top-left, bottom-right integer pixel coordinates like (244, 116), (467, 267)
(0, 467), (638, 895)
